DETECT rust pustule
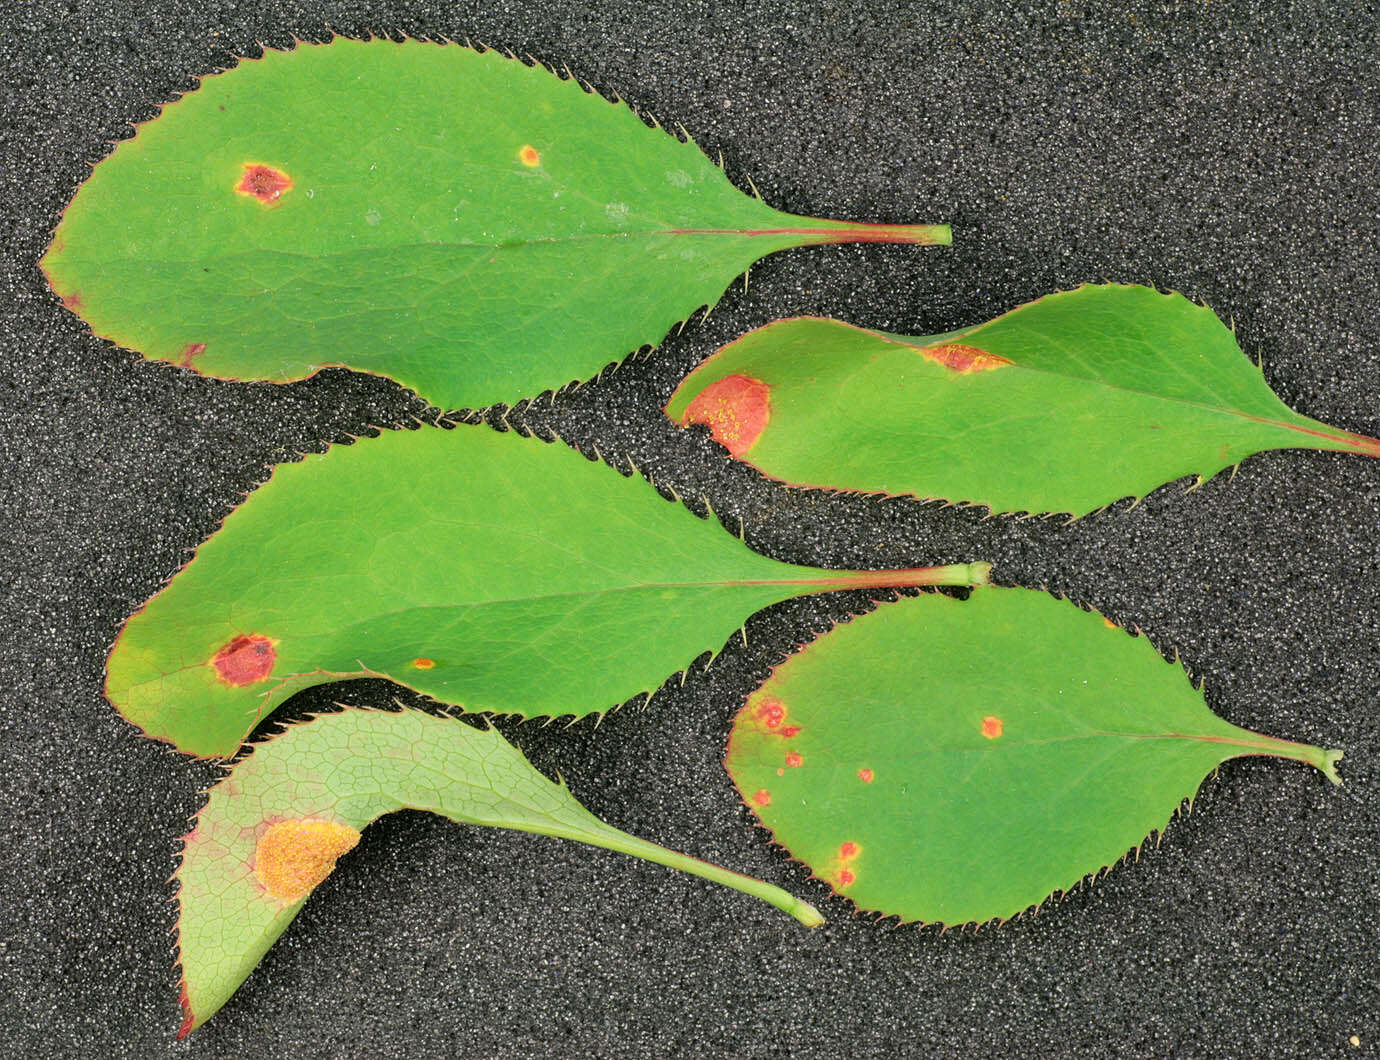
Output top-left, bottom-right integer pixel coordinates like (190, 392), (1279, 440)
(519, 144), (541, 167)
(253, 818), (361, 902)
(755, 697), (788, 730)
(211, 634), (276, 686)
(857, 768), (874, 783)
(785, 751), (803, 768)
(411, 657), (436, 670)
(918, 342), (1011, 373)
(681, 374), (771, 457)
(236, 163), (293, 204)
(752, 789), (772, 807)
(981, 715), (1004, 739)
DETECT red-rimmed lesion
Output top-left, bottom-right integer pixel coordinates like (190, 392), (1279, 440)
(235, 163), (293, 204)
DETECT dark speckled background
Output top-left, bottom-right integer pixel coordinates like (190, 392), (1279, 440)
(2, 2), (1377, 1057)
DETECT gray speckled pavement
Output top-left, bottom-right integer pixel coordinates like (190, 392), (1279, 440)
(3, 3), (1377, 1057)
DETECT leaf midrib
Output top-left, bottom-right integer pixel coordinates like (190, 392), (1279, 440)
(59, 224), (831, 270)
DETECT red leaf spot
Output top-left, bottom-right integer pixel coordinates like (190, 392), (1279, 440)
(176, 984), (194, 1039)
(211, 634), (276, 686)
(780, 725), (801, 738)
(235, 163), (293, 204)
(253, 818), (361, 902)
(839, 841), (859, 859)
(837, 868), (856, 887)
(785, 751), (803, 768)
(752, 789), (772, 807)
(755, 698), (787, 730)
(61, 292), (83, 310)
(177, 342), (207, 368)
(682, 374), (771, 457)
(981, 715), (1004, 739)
(411, 657), (436, 670)
(519, 144), (541, 167)
(918, 343), (1011, 374)
(857, 768), (874, 783)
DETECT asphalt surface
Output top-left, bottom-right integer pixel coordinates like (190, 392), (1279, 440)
(3, 2), (1378, 1057)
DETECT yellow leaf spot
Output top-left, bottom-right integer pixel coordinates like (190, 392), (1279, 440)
(254, 818), (361, 902)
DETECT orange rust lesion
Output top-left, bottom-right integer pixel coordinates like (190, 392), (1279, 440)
(253, 818), (361, 902)
(981, 715), (1004, 740)
(210, 634), (277, 686)
(518, 144), (541, 167)
(752, 789), (772, 807)
(918, 343), (1011, 374)
(235, 163), (293, 204)
(784, 751), (803, 768)
(411, 657), (436, 670)
(681, 374), (772, 457)
(857, 768), (874, 783)
(830, 840), (861, 888)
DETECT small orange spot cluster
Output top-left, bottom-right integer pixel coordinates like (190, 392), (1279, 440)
(681, 374), (772, 457)
(253, 818), (361, 902)
(756, 698), (787, 729)
(752, 789), (772, 807)
(834, 840), (861, 888)
(857, 768), (874, 784)
(411, 657), (436, 670)
(981, 715), (1004, 739)
(235, 163), (293, 204)
(519, 144), (541, 167)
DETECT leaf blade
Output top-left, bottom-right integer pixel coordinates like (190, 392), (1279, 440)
(724, 587), (1340, 926)
(666, 285), (1380, 515)
(42, 38), (947, 408)
(106, 423), (988, 757)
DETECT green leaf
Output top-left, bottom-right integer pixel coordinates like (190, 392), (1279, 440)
(725, 587), (1341, 926)
(41, 37), (948, 410)
(665, 284), (1380, 516)
(176, 706), (823, 1036)
(107, 422), (990, 757)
